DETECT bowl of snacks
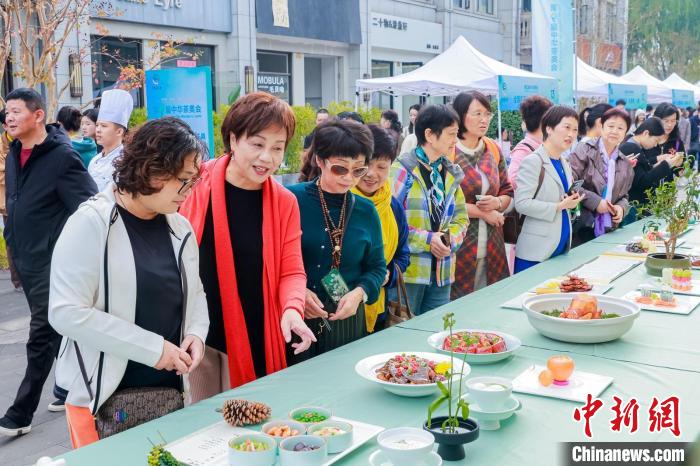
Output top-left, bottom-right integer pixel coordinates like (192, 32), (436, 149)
(427, 329), (521, 364)
(279, 435), (327, 466)
(288, 407), (332, 426)
(307, 420), (353, 454)
(262, 420), (306, 445)
(522, 293), (640, 343)
(228, 433), (277, 466)
(354, 352), (470, 397)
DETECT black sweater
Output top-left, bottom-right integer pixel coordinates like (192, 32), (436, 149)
(619, 139), (673, 205)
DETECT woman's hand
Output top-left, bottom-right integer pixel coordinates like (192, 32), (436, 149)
(304, 289), (328, 319)
(329, 287), (365, 321)
(155, 340), (192, 375)
(180, 335), (205, 373)
(596, 199), (612, 214)
(481, 209), (504, 227)
(430, 233), (451, 259)
(281, 309), (317, 355)
(475, 195), (500, 212)
(611, 204), (624, 224)
(558, 193), (583, 211)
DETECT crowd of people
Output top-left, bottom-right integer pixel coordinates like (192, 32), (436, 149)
(0, 86), (695, 445)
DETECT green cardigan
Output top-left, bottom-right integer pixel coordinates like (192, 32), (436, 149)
(288, 181), (386, 307)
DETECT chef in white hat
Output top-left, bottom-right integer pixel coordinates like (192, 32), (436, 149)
(88, 89), (134, 191)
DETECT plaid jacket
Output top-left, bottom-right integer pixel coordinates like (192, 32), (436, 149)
(390, 150), (469, 286)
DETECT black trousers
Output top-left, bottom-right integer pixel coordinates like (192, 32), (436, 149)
(4, 266), (62, 426)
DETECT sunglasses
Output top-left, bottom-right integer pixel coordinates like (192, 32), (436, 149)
(325, 162), (369, 178)
(177, 176), (202, 195)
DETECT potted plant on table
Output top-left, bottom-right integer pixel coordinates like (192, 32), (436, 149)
(640, 160), (700, 276)
(424, 313), (479, 461)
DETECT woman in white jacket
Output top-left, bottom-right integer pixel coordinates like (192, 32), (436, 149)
(49, 117), (209, 448)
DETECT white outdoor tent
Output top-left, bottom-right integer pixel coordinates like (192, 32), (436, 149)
(574, 57), (639, 99)
(622, 66), (673, 104)
(663, 73), (700, 104)
(355, 35), (555, 97)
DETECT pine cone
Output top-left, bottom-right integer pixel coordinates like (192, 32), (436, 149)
(222, 399), (271, 427)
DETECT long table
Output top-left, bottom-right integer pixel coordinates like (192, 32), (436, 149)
(56, 221), (700, 466)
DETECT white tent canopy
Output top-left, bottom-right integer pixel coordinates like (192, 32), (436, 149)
(355, 35), (555, 97)
(663, 73), (700, 103)
(574, 57), (639, 99)
(622, 66), (673, 104)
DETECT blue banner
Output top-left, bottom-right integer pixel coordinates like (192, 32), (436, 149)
(145, 67), (215, 158)
(532, 0), (574, 106)
(672, 89), (694, 109)
(608, 84), (647, 110)
(498, 75), (559, 111)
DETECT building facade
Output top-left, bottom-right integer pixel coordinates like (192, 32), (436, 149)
(518, 0), (629, 75)
(5, 0), (523, 125)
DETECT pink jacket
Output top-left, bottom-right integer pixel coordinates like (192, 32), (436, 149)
(508, 133), (542, 190)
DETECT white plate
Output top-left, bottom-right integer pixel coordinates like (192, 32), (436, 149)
(568, 256), (640, 284)
(164, 418), (384, 466)
(369, 450), (442, 466)
(640, 279), (700, 297)
(602, 243), (653, 259)
(622, 291), (699, 315)
(529, 278), (612, 295)
(460, 394), (521, 430)
(426, 329), (521, 364)
(522, 293), (641, 343)
(512, 365), (613, 403)
(355, 352), (470, 398)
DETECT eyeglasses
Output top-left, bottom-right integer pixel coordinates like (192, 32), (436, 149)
(661, 117), (677, 125)
(467, 111), (494, 120)
(177, 176), (202, 195)
(326, 162), (369, 178)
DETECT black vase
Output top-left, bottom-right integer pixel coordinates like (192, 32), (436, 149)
(423, 417), (479, 461)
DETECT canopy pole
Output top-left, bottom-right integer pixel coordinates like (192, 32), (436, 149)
(355, 90), (359, 112)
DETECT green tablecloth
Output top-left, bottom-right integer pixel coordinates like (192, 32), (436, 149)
(56, 221), (700, 466)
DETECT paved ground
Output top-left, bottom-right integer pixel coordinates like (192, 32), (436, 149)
(0, 269), (71, 466)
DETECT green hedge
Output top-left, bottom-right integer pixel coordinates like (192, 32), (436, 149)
(486, 101), (524, 146)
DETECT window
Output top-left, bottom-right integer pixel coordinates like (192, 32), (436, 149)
(606, 2), (616, 42)
(371, 60), (393, 110)
(477, 0), (494, 15)
(453, 0), (470, 9)
(160, 43), (217, 109)
(92, 36), (143, 107)
(578, 4), (589, 35)
(522, 0), (531, 12)
(257, 51), (292, 103)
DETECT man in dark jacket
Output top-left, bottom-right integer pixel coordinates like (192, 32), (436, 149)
(0, 88), (97, 436)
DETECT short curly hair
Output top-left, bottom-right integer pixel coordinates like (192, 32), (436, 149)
(114, 117), (203, 195)
(221, 92), (296, 153)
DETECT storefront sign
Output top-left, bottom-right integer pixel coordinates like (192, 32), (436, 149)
(498, 75), (559, 111)
(370, 13), (442, 54)
(672, 89), (694, 109)
(257, 73), (290, 102)
(608, 84), (647, 110)
(145, 67), (215, 157)
(94, 0), (232, 33)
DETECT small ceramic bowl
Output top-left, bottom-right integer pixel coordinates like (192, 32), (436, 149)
(466, 376), (513, 411)
(288, 406), (332, 425)
(228, 433), (277, 466)
(279, 435), (327, 466)
(377, 427), (435, 466)
(307, 420), (353, 454)
(262, 419), (306, 446)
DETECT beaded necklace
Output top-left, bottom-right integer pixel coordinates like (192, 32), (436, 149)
(316, 178), (348, 269)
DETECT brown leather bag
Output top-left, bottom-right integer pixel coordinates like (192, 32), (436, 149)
(386, 266), (414, 327)
(503, 158), (545, 244)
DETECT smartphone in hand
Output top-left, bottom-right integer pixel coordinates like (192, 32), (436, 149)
(568, 179), (584, 196)
(440, 230), (451, 248)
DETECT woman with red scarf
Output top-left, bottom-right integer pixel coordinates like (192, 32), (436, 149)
(180, 93), (316, 402)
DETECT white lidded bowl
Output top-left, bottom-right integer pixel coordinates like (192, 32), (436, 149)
(377, 427), (435, 466)
(522, 293), (640, 343)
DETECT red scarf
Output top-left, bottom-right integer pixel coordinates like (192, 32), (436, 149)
(180, 155), (306, 388)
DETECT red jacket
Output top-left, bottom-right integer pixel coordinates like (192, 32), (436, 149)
(179, 154), (306, 388)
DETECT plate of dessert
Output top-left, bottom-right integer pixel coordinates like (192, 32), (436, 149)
(354, 352), (470, 397)
(622, 286), (699, 315)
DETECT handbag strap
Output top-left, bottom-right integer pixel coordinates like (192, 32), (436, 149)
(393, 264), (412, 318)
(517, 161), (546, 224)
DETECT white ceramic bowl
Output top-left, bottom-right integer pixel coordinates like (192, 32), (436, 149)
(377, 427), (435, 466)
(228, 433), (277, 466)
(307, 420), (353, 454)
(354, 352), (471, 397)
(261, 419), (306, 446)
(279, 435), (327, 466)
(466, 376), (513, 411)
(426, 329), (521, 364)
(522, 293), (640, 343)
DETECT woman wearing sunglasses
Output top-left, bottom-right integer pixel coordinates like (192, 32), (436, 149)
(390, 105), (469, 315)
(49, 117), (209, 447)
(290, 119), (386, 359)
(179, 92), (316, 403)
